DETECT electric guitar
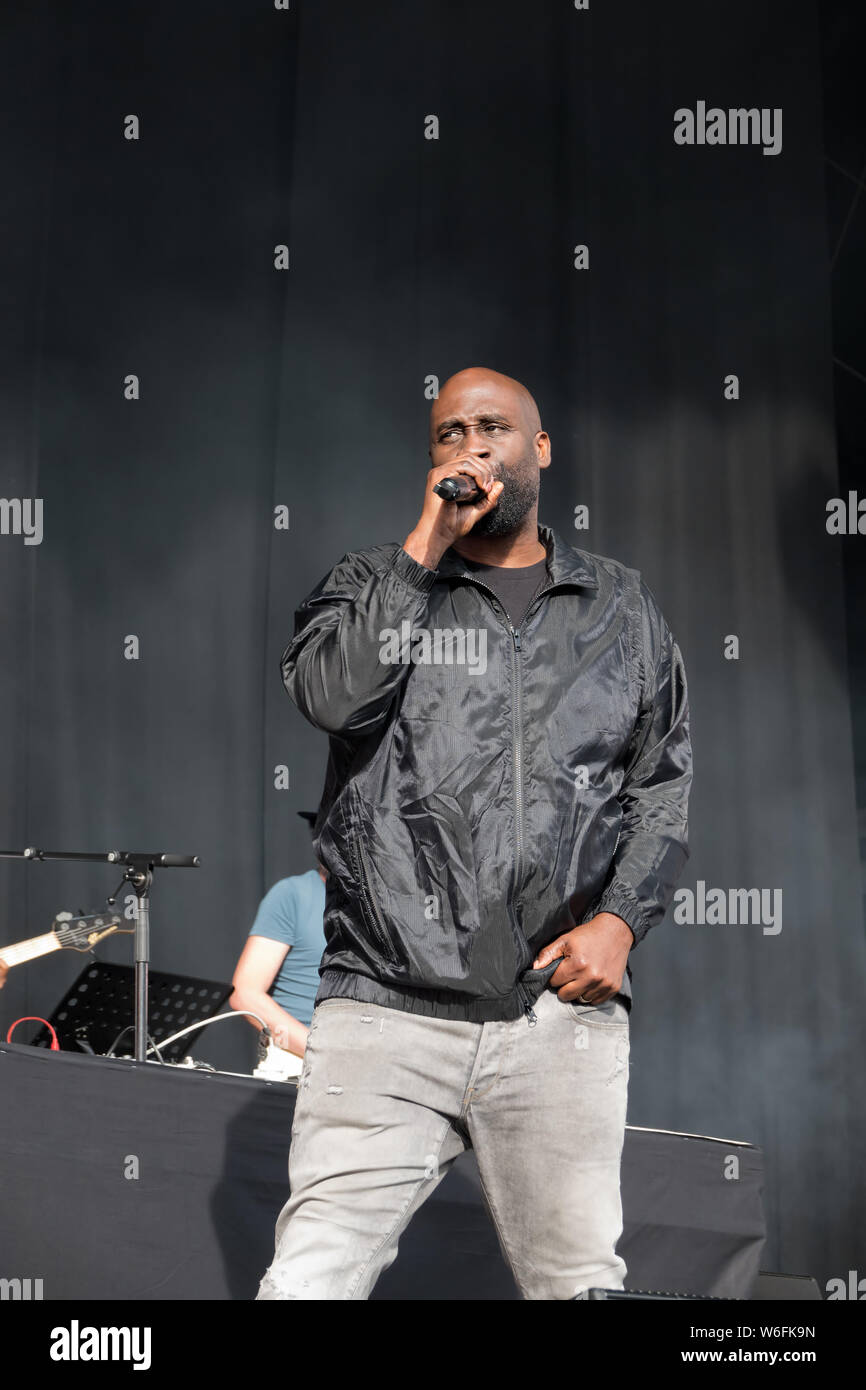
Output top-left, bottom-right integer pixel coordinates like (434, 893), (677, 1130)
(0, 911), (127, 970)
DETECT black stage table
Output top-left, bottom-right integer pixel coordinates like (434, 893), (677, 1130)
(0, 1041), (765, 1300)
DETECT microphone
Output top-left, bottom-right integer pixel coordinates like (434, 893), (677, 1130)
(433, 475), (484, 503)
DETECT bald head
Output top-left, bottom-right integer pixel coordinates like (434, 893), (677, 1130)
(430, 367), (542, 447)
(427, 366), (551, 543)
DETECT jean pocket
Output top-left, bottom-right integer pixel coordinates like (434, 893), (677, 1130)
(566, 997), (629, 1030)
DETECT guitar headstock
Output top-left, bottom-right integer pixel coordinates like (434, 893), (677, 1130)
(51, 911), (127, 952)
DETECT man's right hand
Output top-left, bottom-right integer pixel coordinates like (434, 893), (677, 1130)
(402, 457), (504, 570)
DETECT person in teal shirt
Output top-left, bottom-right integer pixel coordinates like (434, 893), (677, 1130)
(229, 812), (327, 1059)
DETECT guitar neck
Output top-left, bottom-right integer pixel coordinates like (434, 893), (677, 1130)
(0, 933), (62, 968)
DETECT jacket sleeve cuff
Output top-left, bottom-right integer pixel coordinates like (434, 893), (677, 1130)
(587, 882), (652, 947)
(390, 545), (439, 593)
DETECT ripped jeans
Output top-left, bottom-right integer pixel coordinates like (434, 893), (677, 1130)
(256, 983), (630, 1301)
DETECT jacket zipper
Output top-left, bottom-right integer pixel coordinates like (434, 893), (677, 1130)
(510, 623), (531, 1023)
(455, 575), (561, 1026)
(353, 832), (399, 967)
(517, 980), (538, 1027)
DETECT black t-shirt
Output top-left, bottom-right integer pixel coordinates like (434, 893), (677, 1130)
(461, 556), (549, 628)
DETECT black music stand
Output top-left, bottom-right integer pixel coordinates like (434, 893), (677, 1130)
(30, 962), (231, 1063)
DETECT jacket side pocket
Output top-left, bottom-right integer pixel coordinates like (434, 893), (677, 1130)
(347, 804), (400, 968)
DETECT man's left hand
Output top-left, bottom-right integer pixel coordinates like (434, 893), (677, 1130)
(531, 913), (635, 1005)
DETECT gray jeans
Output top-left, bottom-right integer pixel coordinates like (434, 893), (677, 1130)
(256, 983), (630, 1301)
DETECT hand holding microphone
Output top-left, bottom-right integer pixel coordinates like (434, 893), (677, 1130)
(403, 457), (504, 570)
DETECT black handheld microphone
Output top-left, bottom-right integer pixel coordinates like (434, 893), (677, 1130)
(433, 475), (484, 504)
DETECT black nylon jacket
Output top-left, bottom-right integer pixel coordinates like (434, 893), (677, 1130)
(281, 524), (692, 1023)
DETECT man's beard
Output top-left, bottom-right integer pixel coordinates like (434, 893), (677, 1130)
(470, 458), (539, 538)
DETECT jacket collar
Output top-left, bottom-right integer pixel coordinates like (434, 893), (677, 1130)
(436, 523), (599, 589)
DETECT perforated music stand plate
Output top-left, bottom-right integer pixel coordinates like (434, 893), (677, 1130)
(30, 962), (232, 1061)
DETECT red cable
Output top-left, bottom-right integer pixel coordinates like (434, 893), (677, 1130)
(6, 1016), (60, 1050)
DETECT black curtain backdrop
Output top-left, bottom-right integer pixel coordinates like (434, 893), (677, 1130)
(1, 0), (864, 1296)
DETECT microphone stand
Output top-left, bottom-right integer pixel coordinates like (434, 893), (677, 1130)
(0, 846), (199, 1062)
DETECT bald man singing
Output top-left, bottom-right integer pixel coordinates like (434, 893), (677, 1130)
(257, 368), (692, 1301)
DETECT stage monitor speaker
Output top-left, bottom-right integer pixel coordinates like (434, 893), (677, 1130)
(750, 1272), (823, 1300)
(584, 1288), (728, 1300)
